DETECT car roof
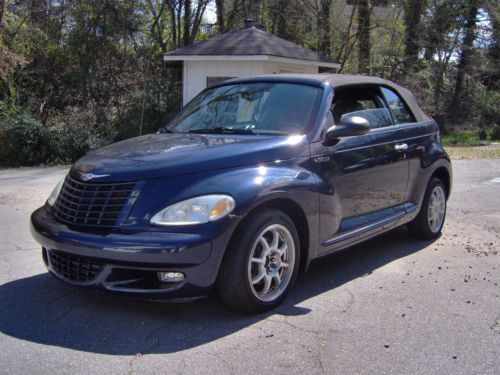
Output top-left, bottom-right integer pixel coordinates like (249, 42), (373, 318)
(215, 73), (429, 122)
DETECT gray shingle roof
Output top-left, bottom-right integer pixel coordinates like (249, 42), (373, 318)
(164, 26), (338, 64)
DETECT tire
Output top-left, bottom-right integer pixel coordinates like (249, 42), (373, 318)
(216, 208), (301, 313)
(408, 177), (447, 239)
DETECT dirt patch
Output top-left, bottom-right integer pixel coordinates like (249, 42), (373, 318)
(447, 144), (500, 159)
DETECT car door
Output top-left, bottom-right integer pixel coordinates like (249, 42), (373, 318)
(309, 84), (410, 252)
(378, 86), (437, 210)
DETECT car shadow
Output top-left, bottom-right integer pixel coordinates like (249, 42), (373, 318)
(0, 227), (435, 355)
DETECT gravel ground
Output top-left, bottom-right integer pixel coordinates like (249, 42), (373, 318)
(0, 160), (498, 375)
(445, 144), (500, 159)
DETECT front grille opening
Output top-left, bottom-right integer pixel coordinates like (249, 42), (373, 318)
(49, 250), (103, 283)
(106, 269), (182, 290)
(51, 176), (136, 228)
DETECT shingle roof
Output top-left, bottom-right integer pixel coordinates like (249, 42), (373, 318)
(164, 26), (339, 64)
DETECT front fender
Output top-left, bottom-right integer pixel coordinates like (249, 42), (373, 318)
(127, 158), (321, 268)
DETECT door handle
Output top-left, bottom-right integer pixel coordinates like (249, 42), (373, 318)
(394, 143), (408, 151)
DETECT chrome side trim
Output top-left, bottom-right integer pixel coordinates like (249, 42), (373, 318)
(331, 132), (436, 154)
(322, 210), (407, 247)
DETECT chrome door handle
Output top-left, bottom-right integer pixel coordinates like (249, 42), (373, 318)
(394, 143), (408, 151)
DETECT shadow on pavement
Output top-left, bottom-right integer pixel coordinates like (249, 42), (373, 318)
(0, 227), (434, 355)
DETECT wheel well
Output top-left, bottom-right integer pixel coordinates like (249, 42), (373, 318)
(431, 167), (451, 198)
(245, 198), (310, 272)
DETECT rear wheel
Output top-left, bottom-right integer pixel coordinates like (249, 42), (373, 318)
(217, 209), (300, 313)
(408, 177), (447, 239)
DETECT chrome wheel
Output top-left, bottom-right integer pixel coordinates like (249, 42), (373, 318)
(427, 185), (446, 233)
(247, 224), (295, 302)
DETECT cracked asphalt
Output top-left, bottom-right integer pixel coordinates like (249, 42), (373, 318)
(0, 159), (498, 375)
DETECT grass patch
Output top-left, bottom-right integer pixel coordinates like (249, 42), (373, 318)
(442, 129), (488, 146)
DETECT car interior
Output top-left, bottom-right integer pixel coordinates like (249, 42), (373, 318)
(332, 86), (393, 129)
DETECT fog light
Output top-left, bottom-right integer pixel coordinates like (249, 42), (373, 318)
(158, 272), (184, 283)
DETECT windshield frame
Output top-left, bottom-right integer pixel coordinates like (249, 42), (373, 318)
(164, 80), (325, 136)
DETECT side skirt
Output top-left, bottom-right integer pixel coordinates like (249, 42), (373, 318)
(319, 203), (418, 257)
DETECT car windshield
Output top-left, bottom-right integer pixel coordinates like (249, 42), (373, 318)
(166, 82), (323, 135)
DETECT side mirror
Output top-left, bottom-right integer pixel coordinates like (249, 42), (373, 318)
(325, 116), (370, 141)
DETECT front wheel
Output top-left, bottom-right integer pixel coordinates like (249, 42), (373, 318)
(216, 209), (300, 313)
(408, 177), (447, 239)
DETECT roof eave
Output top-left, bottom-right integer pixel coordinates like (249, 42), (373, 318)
(163, 54), (340, 69)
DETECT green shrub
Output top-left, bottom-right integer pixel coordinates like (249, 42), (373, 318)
(0, 106), (117, 166)
(0, 110), (45, 165)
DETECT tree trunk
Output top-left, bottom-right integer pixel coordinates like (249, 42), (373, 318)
(276, 0), (287, 38)
(29, 0), (47, 26)
(183, 0), (191, 46)
(215, 0), (225, 32)
(450, 0), (479, 112)
(0, 0), (4, 28)
(317, 0), (331, 56)
(357, 0), (371, 74)
(485, 2), (499, 89)
(404, 0), (426, 70)
(190, 0), (209, 43)
(169, 1), (177, 49)
(269, 0), (287, 38)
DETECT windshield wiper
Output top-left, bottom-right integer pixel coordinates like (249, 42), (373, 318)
(188, 127), (256, 135)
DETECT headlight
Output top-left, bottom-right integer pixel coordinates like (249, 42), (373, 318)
(150, 195), (235, 226)
(47, 176), (66, 206)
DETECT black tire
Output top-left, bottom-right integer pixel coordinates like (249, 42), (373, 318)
(408, 177), (447, 239)
(216, 208), (300, 313)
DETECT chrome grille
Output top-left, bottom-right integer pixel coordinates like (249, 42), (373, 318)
(49, 250), (103, 283)
(52, 176), (135, 227)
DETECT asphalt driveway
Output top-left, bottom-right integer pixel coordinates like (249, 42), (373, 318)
(0, 160), (498, 374)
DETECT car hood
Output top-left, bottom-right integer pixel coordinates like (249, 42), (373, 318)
(70, 133), (309, 182)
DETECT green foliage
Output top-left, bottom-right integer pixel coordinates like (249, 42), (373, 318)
(0, 105), (44, 165)
(473, 87), (500, 126)
(115, 80), (181, 140)
(0, 102), (116, 166)
(442, 130), (484, 146)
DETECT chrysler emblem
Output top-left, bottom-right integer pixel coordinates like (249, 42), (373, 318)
(80, 173), (110, 181)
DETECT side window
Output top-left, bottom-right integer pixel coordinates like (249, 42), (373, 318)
(331, 86), (394, 129)
(380, 87), (415, 124)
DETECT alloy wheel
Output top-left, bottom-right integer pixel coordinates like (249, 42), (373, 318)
(247, 224), (295, 302)
(427, 185), (446, 233)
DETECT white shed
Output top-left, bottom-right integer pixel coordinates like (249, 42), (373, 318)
(164, 25), (340, 105)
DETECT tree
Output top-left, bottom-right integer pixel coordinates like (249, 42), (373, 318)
(215, 0), (225, 32)
(269, 0), (288, 38)
(404, 0), (426, 70)
(317, 0), (332, 56)
(184, 0), (192, 45)
(0, 0), (4, 28)
(358, 0), (372, 73)
(450, 0), (479, 112)
(29, 0), (48, 27)
(484, 1), (499, 89)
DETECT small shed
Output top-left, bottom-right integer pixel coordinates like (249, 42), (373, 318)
(164, 24), (340, 105)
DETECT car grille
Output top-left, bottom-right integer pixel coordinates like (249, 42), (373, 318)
(52, 176), (136, 227)
(49, 250), (103, 283)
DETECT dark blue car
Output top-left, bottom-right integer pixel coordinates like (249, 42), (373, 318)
(30, 74), (452, 312)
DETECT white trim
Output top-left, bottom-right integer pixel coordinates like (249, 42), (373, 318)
(164, 54), (340, 69)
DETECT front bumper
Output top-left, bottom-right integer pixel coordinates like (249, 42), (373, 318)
(30, 206), (222, 299)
